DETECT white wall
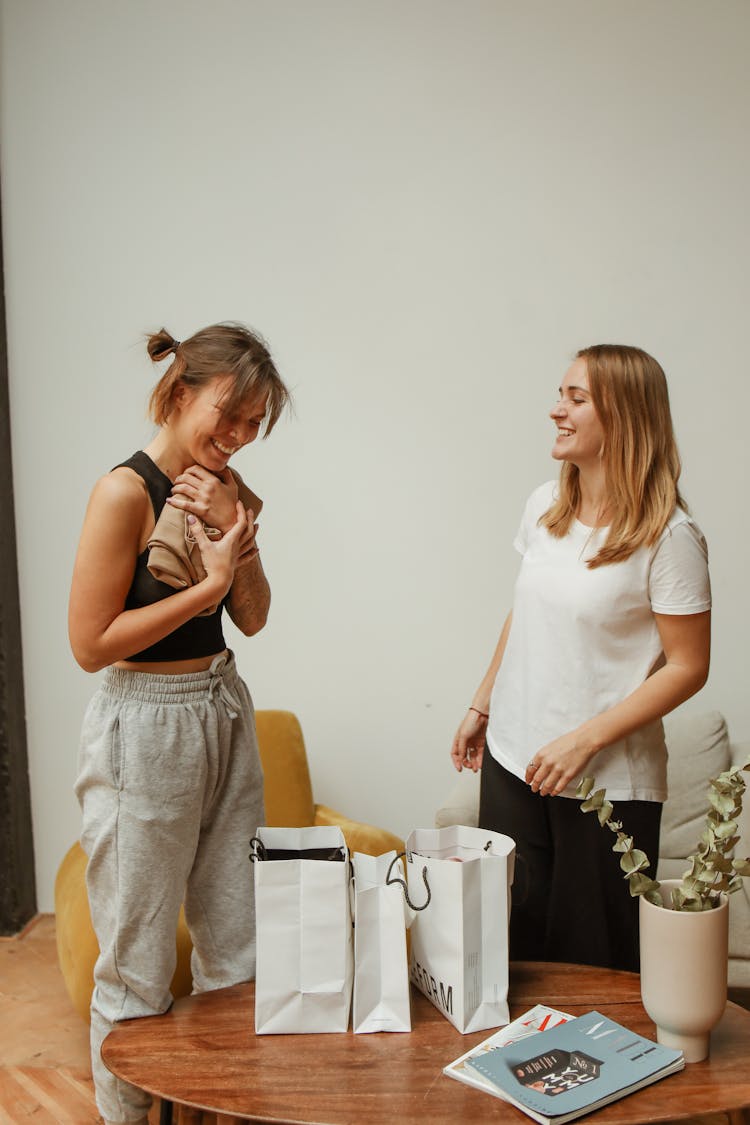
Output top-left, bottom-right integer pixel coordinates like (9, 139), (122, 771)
(1, 0), (748, 912)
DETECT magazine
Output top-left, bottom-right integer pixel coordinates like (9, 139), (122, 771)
(444, 1004), (574, 1095)
(463, 1010), (684, 1124)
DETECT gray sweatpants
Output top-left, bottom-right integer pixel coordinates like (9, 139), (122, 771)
(75, 651), (264, 1125)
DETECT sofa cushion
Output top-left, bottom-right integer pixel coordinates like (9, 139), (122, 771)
(660, 710), (731, 860)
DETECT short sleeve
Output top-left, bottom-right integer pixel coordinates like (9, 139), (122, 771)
(649, 517), (711, 615)
(513, 481), (557, 556)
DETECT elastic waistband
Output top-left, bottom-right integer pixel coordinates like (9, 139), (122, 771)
(101, 651), (241, 706)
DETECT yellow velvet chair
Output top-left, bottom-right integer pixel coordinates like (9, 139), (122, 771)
(55, 709), (404, 1023)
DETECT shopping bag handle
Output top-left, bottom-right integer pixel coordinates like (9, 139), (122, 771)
(248, 837), (347, 863)
(386, 852), (431, 911)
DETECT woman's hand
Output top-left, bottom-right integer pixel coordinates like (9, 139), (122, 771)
(450, 710), (488, 773)
(168, 466), (242, 532)
(526, 612), (711, 797)
(170, 466), (261, 565)
(189, 501), (249, 600)
(525, 730), (597, 796)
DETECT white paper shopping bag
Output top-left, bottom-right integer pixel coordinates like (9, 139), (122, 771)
(251, 825), (353, 1034)
(351, 851), (413, 1034)
(406, 825), (515, 1034)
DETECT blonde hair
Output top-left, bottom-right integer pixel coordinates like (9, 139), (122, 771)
(541, 344), (685, 567)
(147, 322), (289, 434)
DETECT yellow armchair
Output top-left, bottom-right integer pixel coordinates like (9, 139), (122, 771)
(55, 709), (404, 1022)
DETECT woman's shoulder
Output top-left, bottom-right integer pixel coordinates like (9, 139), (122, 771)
(654, 506), (709, 561)
(513, 481), (558, 552)
(75, 460), (153, 560)
(530, 479), (558, 501)
(662, 505), (707, 541)
(665, 503), (702, 528)
(524, 479), (558, 517)
(87, 461), (150, 520)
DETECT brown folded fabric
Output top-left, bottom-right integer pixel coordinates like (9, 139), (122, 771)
(147, 477), (262, 616)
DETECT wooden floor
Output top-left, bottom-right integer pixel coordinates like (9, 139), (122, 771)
(0, 915), (165, 1124)
(1, 916), (748, 1124)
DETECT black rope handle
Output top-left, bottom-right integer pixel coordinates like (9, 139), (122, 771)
(248, 836), (267, 862)
(386, 851), (431, 911)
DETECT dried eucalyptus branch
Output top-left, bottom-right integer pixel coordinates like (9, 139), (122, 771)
(576, 754), (750, 912)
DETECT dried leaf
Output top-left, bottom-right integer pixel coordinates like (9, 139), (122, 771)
(620, 848), (649, 874)
(709, 789), (738, 815)
(714, 818), (742, 838)
(710, 854), (736, 873)
(627, 872), (659, 898)
(580, 789), (606, 813)
(672, 887), (704, 911)
(597, 800), (613, 826)
(712, 777), (738, 796)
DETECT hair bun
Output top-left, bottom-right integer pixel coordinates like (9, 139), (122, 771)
(147, 328), (180, 362)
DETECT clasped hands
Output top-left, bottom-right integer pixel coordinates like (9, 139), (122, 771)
(167, 464), (259, 566)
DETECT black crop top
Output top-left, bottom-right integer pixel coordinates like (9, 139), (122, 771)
(118, 451), (227, 662)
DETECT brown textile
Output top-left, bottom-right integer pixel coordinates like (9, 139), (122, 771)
(147, 478), (262, 615)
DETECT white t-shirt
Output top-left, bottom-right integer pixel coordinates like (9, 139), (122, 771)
(486, 481), (711, 802)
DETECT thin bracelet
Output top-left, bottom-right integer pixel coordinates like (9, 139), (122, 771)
(469, 706), (489, 719)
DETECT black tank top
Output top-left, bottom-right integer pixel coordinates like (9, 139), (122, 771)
(118, 451), (227, 662)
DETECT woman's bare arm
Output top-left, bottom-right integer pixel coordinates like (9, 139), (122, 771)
(68, 471), (242, 671)
(528, 610), (711, 796)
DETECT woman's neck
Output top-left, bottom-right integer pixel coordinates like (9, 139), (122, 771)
(143, 429), (189, 483)
(576, 464), (611, 527)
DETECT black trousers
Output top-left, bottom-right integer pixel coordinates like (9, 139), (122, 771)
(478, 750), (662, 973)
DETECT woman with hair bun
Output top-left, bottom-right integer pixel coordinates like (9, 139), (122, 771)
(69, 321), (290, 1125)
(451, 344), (711, 973)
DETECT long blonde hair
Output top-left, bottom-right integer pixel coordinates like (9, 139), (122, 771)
(541, 344), (685, 567)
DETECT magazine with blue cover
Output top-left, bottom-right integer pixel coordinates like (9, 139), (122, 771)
(444, 1004), (573, 1095)
(465, 1010), (684, 1124)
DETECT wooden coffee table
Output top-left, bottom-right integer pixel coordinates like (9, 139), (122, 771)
(102, 962), (750, 1124)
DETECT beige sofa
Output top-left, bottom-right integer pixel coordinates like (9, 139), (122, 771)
(435, 710), (750, 989)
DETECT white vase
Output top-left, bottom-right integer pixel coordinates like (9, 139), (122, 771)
(639, 878), (728, 1063)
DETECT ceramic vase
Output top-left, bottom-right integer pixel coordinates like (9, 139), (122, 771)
(639, 878), (728, 1063)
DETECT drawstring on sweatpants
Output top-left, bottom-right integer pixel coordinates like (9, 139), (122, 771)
(207, 653), (242, 719)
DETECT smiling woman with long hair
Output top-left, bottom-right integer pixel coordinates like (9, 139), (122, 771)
(451, 344), (710, 973)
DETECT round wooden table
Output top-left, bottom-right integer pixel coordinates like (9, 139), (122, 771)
(102, 961), (750, 1124)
